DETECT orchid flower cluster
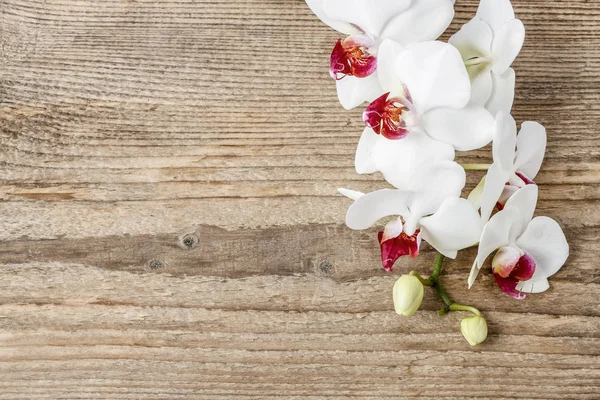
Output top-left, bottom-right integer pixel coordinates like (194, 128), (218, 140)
(306, 0), (569, 345)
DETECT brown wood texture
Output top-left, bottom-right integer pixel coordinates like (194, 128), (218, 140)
(0, 0), (599, 398)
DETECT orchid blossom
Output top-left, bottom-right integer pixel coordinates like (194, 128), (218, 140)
(469, 185), (569, 298)
(305, 0), (455, 109)
(449, 0), (525, 116)
(339, 162), (481, 271)
(354, 40), (495, 190)
(471, 113), (547, 223)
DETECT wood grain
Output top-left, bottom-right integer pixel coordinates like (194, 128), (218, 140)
(0, 0), (599, 398)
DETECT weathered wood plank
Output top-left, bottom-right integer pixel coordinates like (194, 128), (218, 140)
(0, 0), (599, 398)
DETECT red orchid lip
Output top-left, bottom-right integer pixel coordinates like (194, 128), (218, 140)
(493, 251), (536, 299)
(363, 92), (412, 140)
(378, 230), (421, 272)
(330, 36), (377, 80)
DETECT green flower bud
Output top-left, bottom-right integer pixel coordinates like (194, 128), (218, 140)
(392, 275), (424, 317)
(461, 316), (488, 346)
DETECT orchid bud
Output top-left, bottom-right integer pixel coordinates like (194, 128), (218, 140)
(461, 316), (488, 346)
(392, 275), (424, 317)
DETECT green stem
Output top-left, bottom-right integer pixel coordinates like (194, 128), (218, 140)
(460, 163), (491, 171)
(429, 253), (481, 317)
(409, 271), (433, 286)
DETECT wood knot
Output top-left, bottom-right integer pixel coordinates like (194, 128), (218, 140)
(179, 234), (199, 249)
(147, 259), (166, 270)
(315, 259), (336, 277)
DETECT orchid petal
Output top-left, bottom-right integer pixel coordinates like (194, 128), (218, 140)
(516, 277), (550, 294)
(336, 73), (383, 110)
(354, 127), (380, 174)
(470, 70), (494, 106)
(404, 161), (466, 235)
(420, 198), (482, 257)
(421, 103), (495, 151)
(376, 39), (407, 95)
(305, 0), (359, 35)
(491, 19), (525, 75)
(480, 162), (510, 224)
(516, 216), (569, 280)
(345, 189), (412, 230)
(381, 0), (454, 46)
(504, 184), (538, 241)
(514, 121), (547, 180)
(471, 207), (521, 287)
(492, 112), (518, 170)
(372, 129), (456, 190)
(468, 175), (487, 210)
(388, 41), (470, 114)
(449, 17), (493, 60)
(338, 188), (364, 201)
(486, 68), (516, 116)
(476, 0), (516, 34)
(324, 0), (411, 37)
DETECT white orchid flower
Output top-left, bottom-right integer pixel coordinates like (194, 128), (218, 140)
(354, 40), (495, 190)
(449, 0), (525, 116)
(305, 0), (455, 110)
(473, 113), (546, 223)
(469, 185), (569, 298)
(339, 162), (481, 271)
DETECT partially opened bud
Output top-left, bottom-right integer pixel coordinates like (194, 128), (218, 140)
(461, 316), (488, 346)
(392, 275), (424, 317)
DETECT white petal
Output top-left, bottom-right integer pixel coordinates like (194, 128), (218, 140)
(376, 39), (408, 94)
(486, 68), (516, 116)
(324, 0), (411, 37)
(476, 0), (515, 34)
(479, 162), (511, 224)
(492, 112), (517, 171)
(516, 278), (550, 294)
(504, 184), (538, 241)
(517, 216), (569, 280)
(380, 0), (454, 46)
(420, 198), (482, 254)
(338, 188), (364, 201)
(449, 17), (493, 60)
(393, 41), (470, 113)
(475, 206), (521, 272)
(468, 175), (487, 210)
(421, 103), (495, 151)
(354, 127), (380, 174)
(345, 189), (412, 230)
(491, 19), (525, 75)
(470, 70), (493, 106)
(404, 161), (466, 234)
(305, 0), (359, 35)
(514, 121), (547, 180)
(336, 73), (383, 110)
(372, 129), (455, 190)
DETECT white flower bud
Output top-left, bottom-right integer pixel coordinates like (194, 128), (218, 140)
(461, 316), (488, 346)
(392, 275), (424, 317)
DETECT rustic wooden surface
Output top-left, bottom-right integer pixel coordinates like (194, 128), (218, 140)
(0, 0), (599, 398)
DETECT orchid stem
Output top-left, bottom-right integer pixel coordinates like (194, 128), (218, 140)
(409, 271), (433, 286)
(460, 163), (491, 171)
(428, 253), (482, 317)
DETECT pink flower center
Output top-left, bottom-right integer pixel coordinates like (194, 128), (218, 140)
(492, 249), (536, 299)
(378, 230), (421, 272)
(363, 91), (416, 140)
(330, 35), (377, 80)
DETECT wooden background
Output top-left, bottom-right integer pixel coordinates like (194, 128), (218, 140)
(0, 0), (599, 398)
